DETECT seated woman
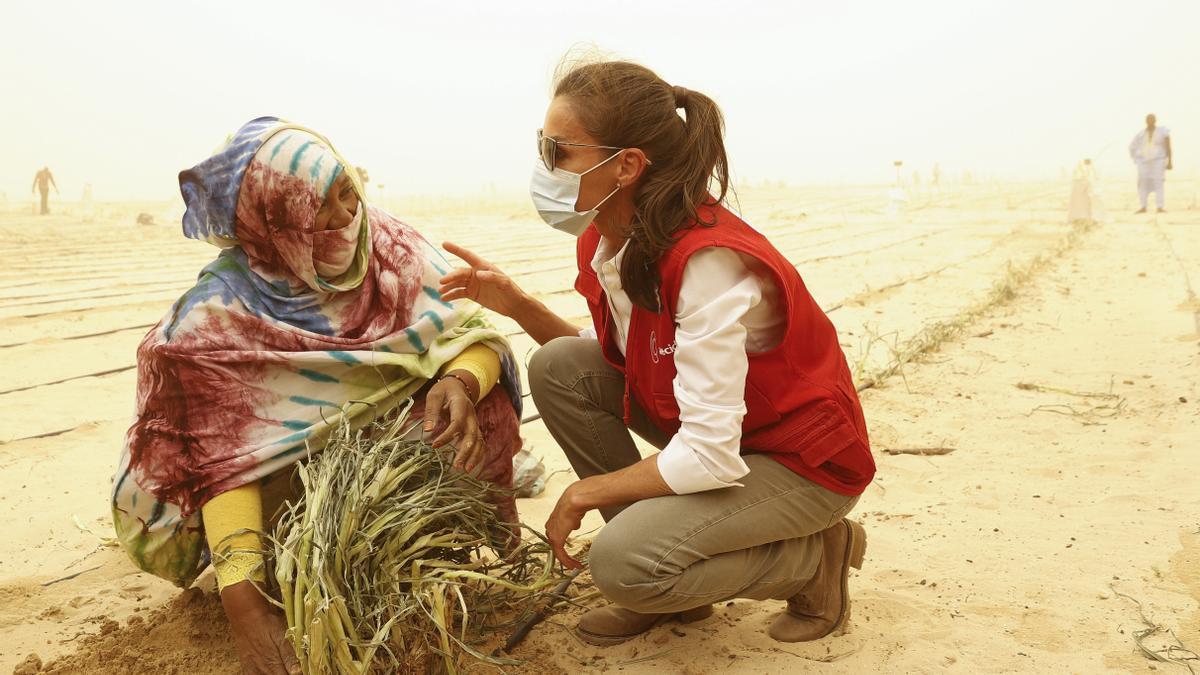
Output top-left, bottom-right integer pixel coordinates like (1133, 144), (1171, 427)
(111, 117), (523, 674)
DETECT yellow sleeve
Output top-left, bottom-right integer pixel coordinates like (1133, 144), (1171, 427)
(201, 482), (265, 590)
(441, 342), (502, 403)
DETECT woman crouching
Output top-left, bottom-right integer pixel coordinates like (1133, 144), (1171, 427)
(111, 118), (523, 674)
(440, 58), (876, 647)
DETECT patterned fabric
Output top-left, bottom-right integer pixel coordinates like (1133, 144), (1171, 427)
(111, 117), (523, 587)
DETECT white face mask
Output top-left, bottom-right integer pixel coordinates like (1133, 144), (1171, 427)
(529, 151), (622, 236)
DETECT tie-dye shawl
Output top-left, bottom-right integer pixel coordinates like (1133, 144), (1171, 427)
(112, 117), (522, 586)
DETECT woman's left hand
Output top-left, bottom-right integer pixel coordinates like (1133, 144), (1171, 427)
(423, 373), (485, 474)
(545, 483), (586, 569)
(543, 459), (675, 570)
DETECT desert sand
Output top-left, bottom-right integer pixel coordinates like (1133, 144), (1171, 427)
(1, 180), (1198, 674)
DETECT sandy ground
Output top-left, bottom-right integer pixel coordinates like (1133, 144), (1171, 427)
(1, 180), (1198, 674)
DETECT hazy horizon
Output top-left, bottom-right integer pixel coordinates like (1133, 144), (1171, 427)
(2, 0), (1197, 202)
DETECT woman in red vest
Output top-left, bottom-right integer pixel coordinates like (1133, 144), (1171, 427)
(439, 58), (876, 646)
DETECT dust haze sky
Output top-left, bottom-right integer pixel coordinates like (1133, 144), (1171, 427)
(2, 0), (1197, 201)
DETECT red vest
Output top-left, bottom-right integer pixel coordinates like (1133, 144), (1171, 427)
(574, 204), (875, 496)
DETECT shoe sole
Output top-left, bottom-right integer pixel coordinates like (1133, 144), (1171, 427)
(574, 605), (714, 647)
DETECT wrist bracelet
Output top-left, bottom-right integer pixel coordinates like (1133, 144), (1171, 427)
(439, 373), (477, 402)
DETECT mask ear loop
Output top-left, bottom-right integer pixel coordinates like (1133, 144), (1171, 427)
(583, 148), (651, 216)
(577, 148), (625, 216)
(590, 180), (622, 212)
(580, 149), (625, 176)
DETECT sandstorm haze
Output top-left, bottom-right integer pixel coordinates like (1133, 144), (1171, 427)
(3, 2), (1200, 673)
(1, 0), (1197, 202)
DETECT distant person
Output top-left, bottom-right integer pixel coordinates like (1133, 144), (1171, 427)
(80, 182), (96, 223)
(31, 166), (58, 215)
(1129, 114), (1172, 213)
(888, 160), (909, 212)
(1068, 159), (1106, 224)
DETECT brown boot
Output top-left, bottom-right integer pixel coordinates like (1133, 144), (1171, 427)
(768, 518), (866, 643)
(575, 604), (713, 646)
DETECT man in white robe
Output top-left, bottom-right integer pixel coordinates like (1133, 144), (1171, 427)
(1129, 114), (1172, 213)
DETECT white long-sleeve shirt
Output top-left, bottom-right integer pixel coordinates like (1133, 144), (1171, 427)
(580, 236), (785, 494)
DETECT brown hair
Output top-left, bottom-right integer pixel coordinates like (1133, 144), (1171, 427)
(554, 58), (730, 311)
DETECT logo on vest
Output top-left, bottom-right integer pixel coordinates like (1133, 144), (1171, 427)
(649, 331), (677, 364)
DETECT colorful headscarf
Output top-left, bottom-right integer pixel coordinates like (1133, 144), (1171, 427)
(111, 117), (522, 586)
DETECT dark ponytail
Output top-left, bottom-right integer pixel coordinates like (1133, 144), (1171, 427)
(554, 58), (730, 312)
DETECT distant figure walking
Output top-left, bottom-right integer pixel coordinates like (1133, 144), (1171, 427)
(1068, 159), (1106, 224)
(31, 166), (58, 215)
(1129, 114), (1172, 213)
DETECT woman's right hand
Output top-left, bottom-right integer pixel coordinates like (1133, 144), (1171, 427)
(438, 242), (527, 318)
(220, 581), (301, 675)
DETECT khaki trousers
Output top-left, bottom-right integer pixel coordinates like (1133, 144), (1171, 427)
(529, 337), (859, 613)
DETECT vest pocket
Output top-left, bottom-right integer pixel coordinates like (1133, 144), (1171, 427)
(790, 400), (864, 468)
(747, 399), (863, 468)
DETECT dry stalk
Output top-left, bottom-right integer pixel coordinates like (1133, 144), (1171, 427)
(1110, 585), (1199, 673)
(267, 406), (566, 674)
(854, 221), (1095, 393)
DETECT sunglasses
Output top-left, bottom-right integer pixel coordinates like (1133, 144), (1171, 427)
(537, 128), (625, 172)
